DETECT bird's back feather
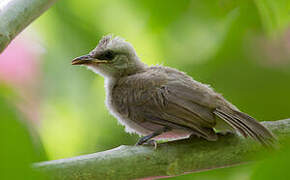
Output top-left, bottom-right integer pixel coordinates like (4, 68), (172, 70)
(110, 65), (276, 145)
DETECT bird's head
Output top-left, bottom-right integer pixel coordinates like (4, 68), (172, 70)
(72, 35), (145, 78)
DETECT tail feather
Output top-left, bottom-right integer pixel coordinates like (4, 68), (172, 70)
(214, 108), (277, 147)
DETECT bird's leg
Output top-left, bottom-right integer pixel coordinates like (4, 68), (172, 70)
(136, 127), (170, 146)
(216, 130), (235, 137)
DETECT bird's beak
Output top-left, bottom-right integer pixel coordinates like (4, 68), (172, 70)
(72, 54), (108, 65)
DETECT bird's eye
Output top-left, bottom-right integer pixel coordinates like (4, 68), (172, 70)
(101, 50), (115, 60)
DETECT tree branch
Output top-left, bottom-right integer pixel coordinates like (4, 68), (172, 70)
(33, 119), (290, 180)
(0, 0), (57, 53)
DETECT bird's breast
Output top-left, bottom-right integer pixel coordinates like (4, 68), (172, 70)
(105, 79), (152, 135)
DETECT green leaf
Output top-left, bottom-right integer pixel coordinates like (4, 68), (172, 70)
(0, 87), (46, 179)
(254, 0), (290, 36)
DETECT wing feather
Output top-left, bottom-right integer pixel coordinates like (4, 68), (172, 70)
(113, 74), (219, 141)
(112, 66), (276, 146)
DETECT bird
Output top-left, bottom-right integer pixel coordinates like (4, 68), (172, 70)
(72, 35), (276, 147)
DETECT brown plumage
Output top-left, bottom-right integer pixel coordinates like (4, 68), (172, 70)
(72, 35), (276, 146)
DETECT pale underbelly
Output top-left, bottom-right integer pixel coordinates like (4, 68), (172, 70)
(117, 115), (193, 140)
(154, 129), (192, 140)
(107, 96), (193, 140)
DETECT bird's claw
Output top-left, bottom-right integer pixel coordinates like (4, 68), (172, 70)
(135, 140), (158, 149)
(145, 140), (158, 149)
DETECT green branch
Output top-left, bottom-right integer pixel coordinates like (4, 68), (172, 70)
(0, 0), (57, 53)
(34, 119), (290, 180)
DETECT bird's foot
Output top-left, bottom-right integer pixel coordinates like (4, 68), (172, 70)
(144, 140), (158, 149)
(188, 133), (200, 139)
(135, 139), (158, 149)
(216, 131), (235, 137)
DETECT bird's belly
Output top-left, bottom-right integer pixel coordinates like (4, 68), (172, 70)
(114, 113), (192, 140)
(154, 129), (192, 140)
(108, 100), (193, 140)
(116, 114), (153, 135)
(105, 81), (151, 135)
(139, 121), (192, 140)
(106, 99), (152, 136)
(107, 97), (193, 139)
(106, 81), (192, 140)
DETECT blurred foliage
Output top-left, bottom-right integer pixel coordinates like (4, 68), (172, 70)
(252, 143), (290, 180)
(0, 0), (290, 179)
(0, 85), (46, 179)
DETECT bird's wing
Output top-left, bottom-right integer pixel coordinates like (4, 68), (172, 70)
(113, 68), (220, 140)
(113, 67), (276, 145)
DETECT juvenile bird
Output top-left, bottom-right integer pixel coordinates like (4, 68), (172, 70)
(72, 35), (276, 146)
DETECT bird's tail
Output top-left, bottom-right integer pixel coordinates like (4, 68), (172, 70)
(214, 107), (277, 147)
